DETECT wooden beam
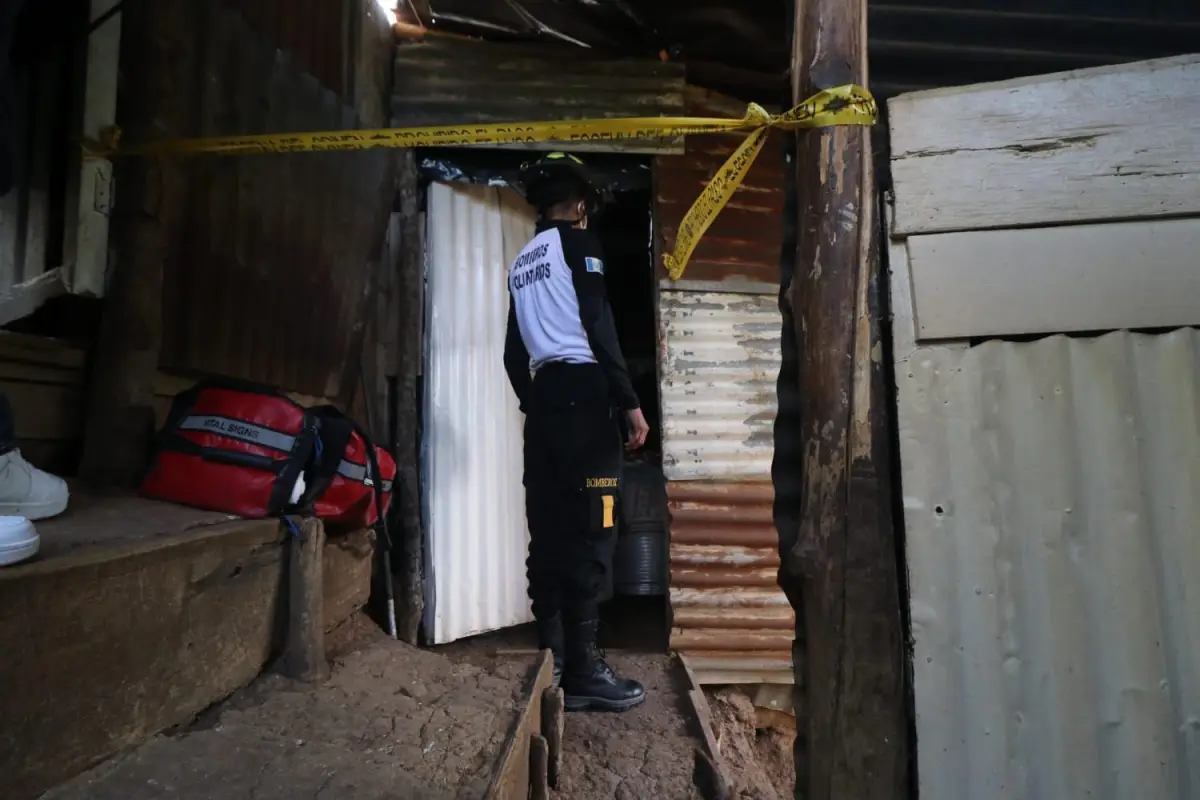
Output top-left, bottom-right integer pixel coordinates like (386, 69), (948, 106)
(482, 650), (555, 800)
(393, 149), (425, 644)
(540, 687), (564, 788)
(78, 1), (194, 488)
(276, 516), (330, 682)
(529, 733), (550, 800)
(784, 0), (910, 796)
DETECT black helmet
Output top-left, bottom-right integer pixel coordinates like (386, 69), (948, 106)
(517, 152), (611, 217)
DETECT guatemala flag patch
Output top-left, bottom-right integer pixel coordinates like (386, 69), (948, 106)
(584, 257), (604, 275)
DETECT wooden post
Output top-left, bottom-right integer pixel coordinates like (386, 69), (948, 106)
(540, 686), (564, 788)
(277, 516), (330, 682)
(78, 1), (195, 488)
(782, 0), (910, 796)
(393, 148), (425, 644)
(529, 733), (550, 800)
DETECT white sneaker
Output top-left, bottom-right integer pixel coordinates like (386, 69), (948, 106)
(0, 449), (69, 521)
(0, 516), (39, 566)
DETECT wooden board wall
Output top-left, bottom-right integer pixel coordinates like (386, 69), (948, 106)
(902, 218), (1200, 340)
(888, 54), (1200, 341)
(888, 54), (1200, 237)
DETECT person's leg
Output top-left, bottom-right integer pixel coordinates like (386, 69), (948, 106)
(523, 410), (565, 685)
(557, 407), (645, 712)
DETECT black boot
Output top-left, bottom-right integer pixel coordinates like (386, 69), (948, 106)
(535, 614), (565, 688)
(562, 620), (646, 712)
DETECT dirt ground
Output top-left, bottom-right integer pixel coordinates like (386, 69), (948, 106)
(44, 619), (532, 800)
(551, 652), (703, 800)
(436, 621), (704, 800)
(705, 688), (796, 800)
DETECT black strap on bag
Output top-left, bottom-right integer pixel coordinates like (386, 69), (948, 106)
(306, 404), (396, 638)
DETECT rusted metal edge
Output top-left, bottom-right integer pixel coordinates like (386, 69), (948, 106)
(678, 654), (735, 800)
(680, 650), (795, 686)
(481, 649), (555, 800)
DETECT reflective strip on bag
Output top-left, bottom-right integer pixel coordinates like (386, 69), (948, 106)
(178, 415), (297, 453)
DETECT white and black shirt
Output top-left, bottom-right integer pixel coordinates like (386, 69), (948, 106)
(504, 221), (639, 411)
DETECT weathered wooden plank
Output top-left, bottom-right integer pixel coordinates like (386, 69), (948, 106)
(889, 54), (1200, 235)
(905, 217), (1200, 341)
(482, 650), (555, 800)
(679, 656), (724, 762)
(0, 520), (373, 800)
(679, 655), (733, 800)
(885, 202), (969, 364)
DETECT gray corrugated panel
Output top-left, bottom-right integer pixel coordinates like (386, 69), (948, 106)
(659, 289), (782, 482)
(668, 481), (793, 684)
(422, 182), (535, 644)
(391, 38), (686, 154)
(896, 327), (1200, 800)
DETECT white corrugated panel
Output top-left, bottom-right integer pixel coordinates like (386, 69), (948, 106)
(422, 182), (535, 644)
(897, 327), (1200, 800)
(659, 289), (781, 481)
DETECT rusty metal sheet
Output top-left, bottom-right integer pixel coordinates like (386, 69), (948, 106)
(654, 85), (785, 284)
(222, 0), (350, 94)
(158, 4), (395, 398)
(668, 481), (793, 685)
(391, 38), (686, 154)
(659, 289), (782, 482)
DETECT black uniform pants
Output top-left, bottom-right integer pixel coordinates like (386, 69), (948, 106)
(523, 366), (622, 625)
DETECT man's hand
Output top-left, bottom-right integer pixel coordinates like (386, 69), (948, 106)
(624, 408), (649, 451)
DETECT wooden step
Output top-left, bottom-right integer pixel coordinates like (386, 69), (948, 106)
(0, 493), (374, 800)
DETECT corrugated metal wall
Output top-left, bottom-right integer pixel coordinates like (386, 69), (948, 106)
(392, 38), (686, 154)
(888, 57), (1200, 799)
(654, 86), (786, 285)
(895, 326), (1200, 800)
(422, 182), (535, 645)
(668, 481), (793, 683)
(659, 289), (780, 481)
(654, 83), (789, 683)
(222, 0), (350, 94)
(157, 2), (395, 399)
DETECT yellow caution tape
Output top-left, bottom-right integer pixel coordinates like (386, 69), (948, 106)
(86, 84), (876, 279)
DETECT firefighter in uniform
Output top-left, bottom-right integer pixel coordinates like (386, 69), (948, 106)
(505, 152), (649, 712)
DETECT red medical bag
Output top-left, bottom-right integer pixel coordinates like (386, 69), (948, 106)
(142, 380), (394, 528)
